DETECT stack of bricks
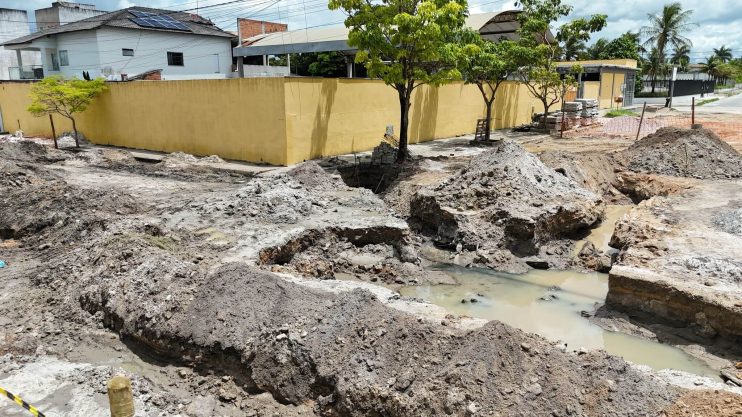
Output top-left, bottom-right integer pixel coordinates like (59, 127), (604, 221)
(562, 101), (583, 129)
(576, 99), (599, 126)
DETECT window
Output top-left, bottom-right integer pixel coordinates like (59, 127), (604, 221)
(59, 50), (69, 66)
(167, 52), (184, 66)
(49, 52), (60, 71)
(122, 48), (134, 57)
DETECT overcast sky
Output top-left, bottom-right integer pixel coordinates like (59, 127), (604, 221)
(5, 0), (740, 62)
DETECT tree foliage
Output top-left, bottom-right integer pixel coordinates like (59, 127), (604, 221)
(640, 2), (695, 91)
(28, 76), (107, 148)
(512, 0), (605, 127)
(329, 0), (467, 161)
(592, 32), (642, 62)
(713, 45), (733, 63)
(455, 29), (518, 140)
(671, 44), (690, 71)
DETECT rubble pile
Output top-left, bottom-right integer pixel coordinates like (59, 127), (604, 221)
(410, 140), (604, 270)
(623, 127), (742, 179)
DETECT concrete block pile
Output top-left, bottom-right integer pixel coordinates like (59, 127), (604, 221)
(576, 99), (599, 125)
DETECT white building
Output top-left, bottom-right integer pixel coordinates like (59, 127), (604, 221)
(0, 8), (42, 80)
(35, 2), (107, 31)
(2, 7), (235, 81)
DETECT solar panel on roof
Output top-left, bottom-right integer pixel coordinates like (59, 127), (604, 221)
(130, 10), (156, 18)
(129, 11), (191, 31)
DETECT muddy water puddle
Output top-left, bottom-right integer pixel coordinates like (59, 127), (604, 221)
(400, 205), (719, 379)
(401, 266), (718, 378)
(575, 204), (632, 254)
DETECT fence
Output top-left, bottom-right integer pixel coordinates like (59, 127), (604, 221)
(639, 79), (715, 95)
(562, 111), (742, 151)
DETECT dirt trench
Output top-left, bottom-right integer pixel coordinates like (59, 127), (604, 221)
(2, 137), (741, 416)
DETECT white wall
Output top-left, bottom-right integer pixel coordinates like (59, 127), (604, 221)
(92, 27), (233, 80)
(0, 9), (41, 80)
(35, 4), (107, 31)
(49, 30), (100, 78)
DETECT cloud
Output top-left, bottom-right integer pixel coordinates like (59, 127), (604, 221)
(4, 0), (740, 62)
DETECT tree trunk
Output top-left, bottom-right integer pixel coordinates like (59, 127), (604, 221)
(540, 98), (550, 129)
(71, 117), (80, 148)
(397, 91), (410, 162)
(484, 99), (494, 141)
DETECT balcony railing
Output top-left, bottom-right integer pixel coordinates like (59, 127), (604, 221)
(8, 66), (44, 80)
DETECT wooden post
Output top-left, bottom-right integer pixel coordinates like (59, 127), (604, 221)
(636, 102), (647, 141)
(107, 375), (135, 417)
(692, 97), (695, 126)
(49, 114), (58, 149)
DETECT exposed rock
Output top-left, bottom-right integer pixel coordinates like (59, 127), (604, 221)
(608, 181), (742, 349)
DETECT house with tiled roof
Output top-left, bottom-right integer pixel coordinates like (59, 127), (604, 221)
(2, 6), (235, 80)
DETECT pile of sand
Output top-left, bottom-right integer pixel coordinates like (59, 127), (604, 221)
(624, 127), (742, 179)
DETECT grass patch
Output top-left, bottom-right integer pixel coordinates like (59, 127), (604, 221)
(696, 98), (719, 106)
(604, 109), (639, 118)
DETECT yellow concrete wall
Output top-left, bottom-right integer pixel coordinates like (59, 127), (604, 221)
(80, 78), (288, 165)
(583, 81), (600, 101)
(283, 78), (544, 164)
(1, 78), (550, 166)
(558, 59), (637, 68)
(0, 79), (288, 165)
(0, 82), (73, 135)
(598, 72), (626, 109)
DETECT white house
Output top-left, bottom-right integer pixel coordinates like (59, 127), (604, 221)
(2, 6), (235, 81)
(0, 8), (42, 80)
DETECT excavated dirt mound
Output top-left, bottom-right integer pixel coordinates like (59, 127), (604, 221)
(409, 140), (604, 270)
(624, 127), (742, 179)
(539, 150), (631, 204)
(0, 140), (69, 163)
(67, 257), (682, 417)
(0, 176), (139, 242)
(287, 161), (346, 191)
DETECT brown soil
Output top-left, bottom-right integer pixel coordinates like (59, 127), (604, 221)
(664, 390), (742, 416)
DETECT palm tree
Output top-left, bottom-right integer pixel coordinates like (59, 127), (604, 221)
(713, 45), (733, 63)
(643, 48), (671, 93)
(640, 2), (696, 91)
(700, 56), (720, 81)
(671, 44), (690, 71)
(562, 37), (587, 60)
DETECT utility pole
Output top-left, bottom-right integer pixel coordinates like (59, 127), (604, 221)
(667, 66), (677, 108)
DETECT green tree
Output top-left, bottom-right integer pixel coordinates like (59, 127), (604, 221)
(513, 0), (605, 128)
(716, 63), (735, 85)
(713, 45), (733, 63)
(700, 56), (720, 81)
(603, 32), (642, 61)
(329, 0), (467, 161)
(308, 52), (349, 77)
(560, 36), (587, 61)
(671, 44), (690, 71)
(587, 38), (609, 59)
(640, 2), (696, 92)
(456, 29), (518, 141)
(27, 76), (107, 148)
(643, 47), (670, 93)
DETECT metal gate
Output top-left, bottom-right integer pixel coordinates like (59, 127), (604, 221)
(623, 71), (635, 106)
